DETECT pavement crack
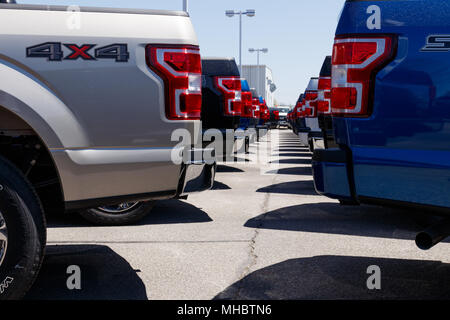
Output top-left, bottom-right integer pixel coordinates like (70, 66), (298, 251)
(234, 172), (274, 299)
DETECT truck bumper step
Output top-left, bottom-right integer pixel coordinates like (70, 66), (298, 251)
(312, 148), (353, 200)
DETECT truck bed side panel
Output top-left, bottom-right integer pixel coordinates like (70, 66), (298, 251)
(0, 7), (199, 202)
(336, 0), (450, 207)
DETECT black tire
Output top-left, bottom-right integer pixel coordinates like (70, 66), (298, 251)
(0, 156), (46, 300)
(308, 139), (315, 153)
(79, 201), (155, 226)
(245, 137), (250, 154)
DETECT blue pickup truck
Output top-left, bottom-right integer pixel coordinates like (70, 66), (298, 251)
(312, 0), (450, 249)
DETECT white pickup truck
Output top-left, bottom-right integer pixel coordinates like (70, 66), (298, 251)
(0, 1), (215, 299)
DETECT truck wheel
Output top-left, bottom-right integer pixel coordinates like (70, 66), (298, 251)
(0, 156), (46, 300)
(309, 139), (315, 153)
(79, 201), (155, 226)
(245, 137), (250, 154)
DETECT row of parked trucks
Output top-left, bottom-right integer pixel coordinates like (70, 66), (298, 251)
(289, 0), (450, 258)
(4, 0), (447, 300)
(0, 1), (279, 299)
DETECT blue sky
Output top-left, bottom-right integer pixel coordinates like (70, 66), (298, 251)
(22, 0), (345, 105)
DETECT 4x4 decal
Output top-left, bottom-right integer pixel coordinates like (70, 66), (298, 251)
(64, 44), (96, 60)
(26, 42), (130, 62)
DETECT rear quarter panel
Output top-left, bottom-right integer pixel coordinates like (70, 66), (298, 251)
(335, 0), (450, 208)
(0, 5), (200, 202)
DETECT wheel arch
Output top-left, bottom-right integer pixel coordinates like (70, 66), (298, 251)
(0, 61), (91, 205)
(0, 105), (67, 207)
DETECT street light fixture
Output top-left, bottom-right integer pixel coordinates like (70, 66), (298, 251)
(225, 10), (235, 17)
(246, 9), (256, 17)
(249, 48), (268, 65)
(225, 9), (256, 74)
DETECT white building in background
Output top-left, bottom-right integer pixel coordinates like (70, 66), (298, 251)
(242, 65), (277, 108)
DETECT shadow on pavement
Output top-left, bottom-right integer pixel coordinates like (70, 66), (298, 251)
(26, 245), (148, 300)
(216, 165), (244, 173)
(278, 144), (306, 148)
(245, 202), (438, 241)
(278, 148), (309, 153)
(266, 167), (312, 176)
(257, 180), (319, 196)
(214, 255), (450, 300)
(212, 180), (232, 190)
(274, 152), (311, 158)
(271, 158), (312, 165)
(48, 199), (213, 228)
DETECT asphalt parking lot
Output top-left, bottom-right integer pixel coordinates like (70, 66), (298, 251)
(26, 129), (450, 300)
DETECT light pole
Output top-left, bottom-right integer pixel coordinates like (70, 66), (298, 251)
(249, 48), (268, 96)
(183, 0), (188, 12)
(225, 9), (256, 74)
(249, 48), (268, 67)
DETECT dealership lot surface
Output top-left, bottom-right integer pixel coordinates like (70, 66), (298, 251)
(26, 130), (450, 300)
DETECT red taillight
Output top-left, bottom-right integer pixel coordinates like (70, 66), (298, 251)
(252, 98), (260, 119)
(294, 102), (301, 119)
(332, 42), (378, 65)
(163, 51), (202, 73)
(274, 110), (279, 120)
(331, 87), (357, 110)
(241, 91), (253, 118)
(331, 36), (396, 117)
(305, 102), (316, 117)
(146, 45), (202, 120)
(263, 103), (270, 120)
(317, 100), (330, 113)
(263, 106), (270, 120)
(259, 102), (268, 120)
(304, 91), (318, 118)
(295, 101), (305, 119)
(318, 77), (331, 90)
(259, 103), (266, 120)
(215, 77), (242, 116)
(304, 92), (318, 100)
(317, 76), (332, 114)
